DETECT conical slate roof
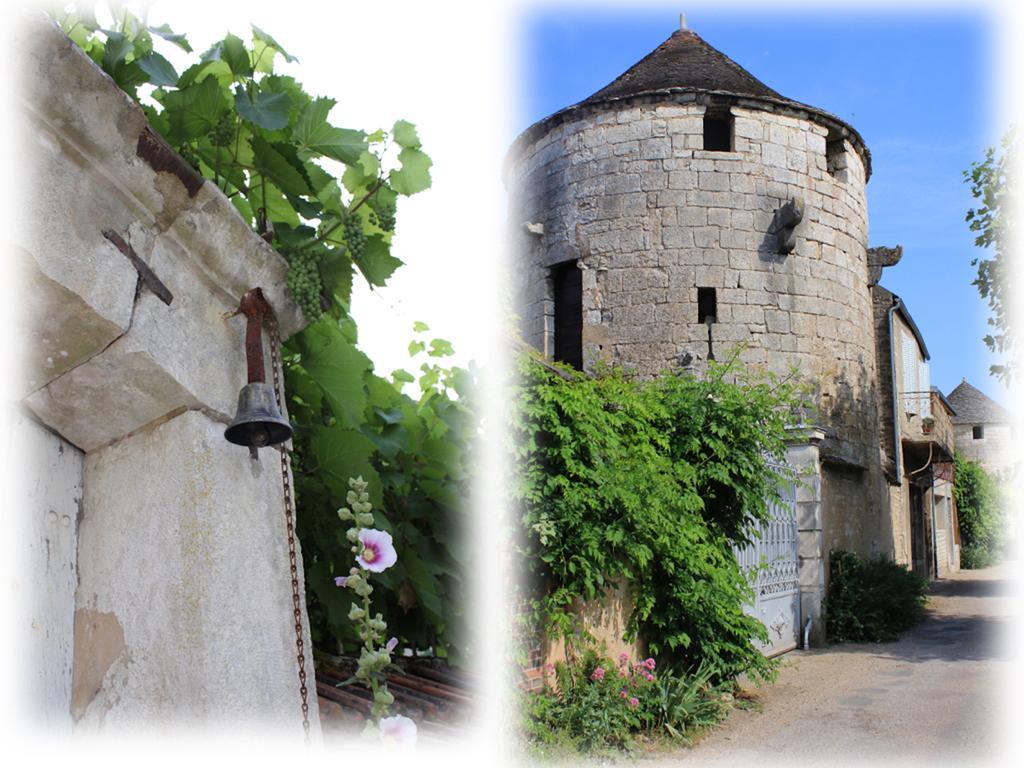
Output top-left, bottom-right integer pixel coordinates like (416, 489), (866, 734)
(581, 29), (785, 105)
(510, 27), (871, 178)
(946, 379), (1015, 425)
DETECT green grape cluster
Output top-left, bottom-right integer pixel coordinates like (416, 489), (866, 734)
(283, 247), (324, 320)
(208, 114), (234, 148)
(177, 145), (201, 172)
(370, 198), (396, 232)
(343, 216), (367, 261)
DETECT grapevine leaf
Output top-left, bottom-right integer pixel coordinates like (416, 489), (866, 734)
(298, 320), (372, 429)
(234, 86), (292, 131)
(392, 119), (421, 149)
(320, 249), (354, 306)
(178, 59), (233, 88)
(253, 25), (297, 63)
(148, 23), (192, 52)
(389, 147), (432, 195)
(219, 33), (252, 78)
(355, 235), (403, 287)
(247, 177), (298, 227)
(135, 52), (179, 87)
(251, 135), (310, 197)
(392, 369), (415, 384)
(293, 98), (367, 164)
(102, 30), (133, 69)
(412, 321), (430, 333)
(309, 426), (381, 507)
(109, 60), (149, 94)
(161, 76), (227, 140)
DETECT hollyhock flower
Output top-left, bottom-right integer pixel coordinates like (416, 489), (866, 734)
(386, 637), (399, 653)
(334, 576), (348, 587)
(629, 697), (639, 709)
(379, 714), (417, 747)
(591, 667), (605, 682)
(356, 529), (398, 572)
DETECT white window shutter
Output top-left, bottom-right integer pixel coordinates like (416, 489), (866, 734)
(901, 330), (917, 413)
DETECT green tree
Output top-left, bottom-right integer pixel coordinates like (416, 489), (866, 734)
(953, 453), (1005, 568)
(964, 128), (1017, 383)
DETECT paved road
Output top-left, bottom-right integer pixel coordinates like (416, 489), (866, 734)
(672, 562), (1020, 767)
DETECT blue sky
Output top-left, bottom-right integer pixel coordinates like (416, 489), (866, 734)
(516, 6), (1008, 407)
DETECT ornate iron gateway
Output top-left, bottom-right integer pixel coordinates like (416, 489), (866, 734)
(733, 468), (800, 657)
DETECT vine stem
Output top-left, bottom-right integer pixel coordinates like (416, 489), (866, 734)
(312, 176), (386, 247)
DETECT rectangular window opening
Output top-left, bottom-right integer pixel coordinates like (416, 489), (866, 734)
(973, 425), (985, 440)
(552, 261), (583, 370)
(826, 128), (848, 178)
(697, 287), (717, 324)
(703, 110), (733, 152)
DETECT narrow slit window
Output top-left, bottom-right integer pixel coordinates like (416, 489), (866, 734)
(973, 425), (985, 440)
(826, 129), (847, 178)
(552, 262), (583, 370)
(703, 110), (733, 152)
(697, 287), (717, 324)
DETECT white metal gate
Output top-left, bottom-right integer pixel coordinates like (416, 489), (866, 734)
(733, 470), (800, 657)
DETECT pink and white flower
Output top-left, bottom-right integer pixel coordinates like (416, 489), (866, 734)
(356, 529), (398, 572)
(386, 637), (399, 653)
(334, 576), (349, 587)
(629, 696), (639, 709)
(590, 667), (605, 682)
(379, 714), (418, 747)
(643, 658), (656, 670)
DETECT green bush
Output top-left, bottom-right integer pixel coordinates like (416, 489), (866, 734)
(520, 650), (727, 755)
(511, 352), (808, 682)
(954, 453), (1005, 569)
(825, 549), (928, 642)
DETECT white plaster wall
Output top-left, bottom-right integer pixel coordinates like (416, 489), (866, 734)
(75, 410), (318, 735)
(5, 409), (83, 731)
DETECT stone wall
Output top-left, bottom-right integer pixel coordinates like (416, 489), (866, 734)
(955, 422), (1018, 478)
(13, 16), (316, 735)
(508, 98), (888, 559)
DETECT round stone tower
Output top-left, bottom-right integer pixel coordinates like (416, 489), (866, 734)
(507, 26), (890, 557)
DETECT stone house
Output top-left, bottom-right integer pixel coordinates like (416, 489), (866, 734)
(872, 283), (959, 577)
(506, 23), (947, 652)
(946, 379), (1019, 479)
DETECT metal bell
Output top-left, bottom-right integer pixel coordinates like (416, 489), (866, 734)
(225, 382), (293, 448)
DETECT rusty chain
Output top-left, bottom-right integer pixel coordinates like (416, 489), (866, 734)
(267, 319), (311, 742)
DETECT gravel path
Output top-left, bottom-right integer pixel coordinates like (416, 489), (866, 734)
(666, 562), (1020, 767)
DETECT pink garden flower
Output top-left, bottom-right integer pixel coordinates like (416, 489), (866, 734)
(356, 529), (398, 572)
(644, 658), (656, 670)
(591, 667), (605, 682)
(617, 652), (629, 665)
(619, 689), (628, 699)
(386, 637), (398, 653)
(334, 576), (348, 587)
(629, 697), (639, 709)
(544, 662), (555, 676)
(379, 714), (417, 747)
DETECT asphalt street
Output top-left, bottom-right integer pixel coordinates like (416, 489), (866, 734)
(671, 562), (1021, 767)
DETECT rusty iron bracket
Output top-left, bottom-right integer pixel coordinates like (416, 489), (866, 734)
(237, 287), (275, 384)
(136, 126), (204, 198)
(101, 230), (174, 305)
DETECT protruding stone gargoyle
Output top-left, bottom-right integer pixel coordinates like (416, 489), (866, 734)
(772, 196), (804, 254)
(867, 245), (903, 287)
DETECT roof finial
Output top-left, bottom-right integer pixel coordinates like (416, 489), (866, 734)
(680, 13), (687, 30)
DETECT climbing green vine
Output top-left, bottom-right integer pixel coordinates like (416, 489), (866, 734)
(58, 6), (472, 665)
(511, 350), (809, 682)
